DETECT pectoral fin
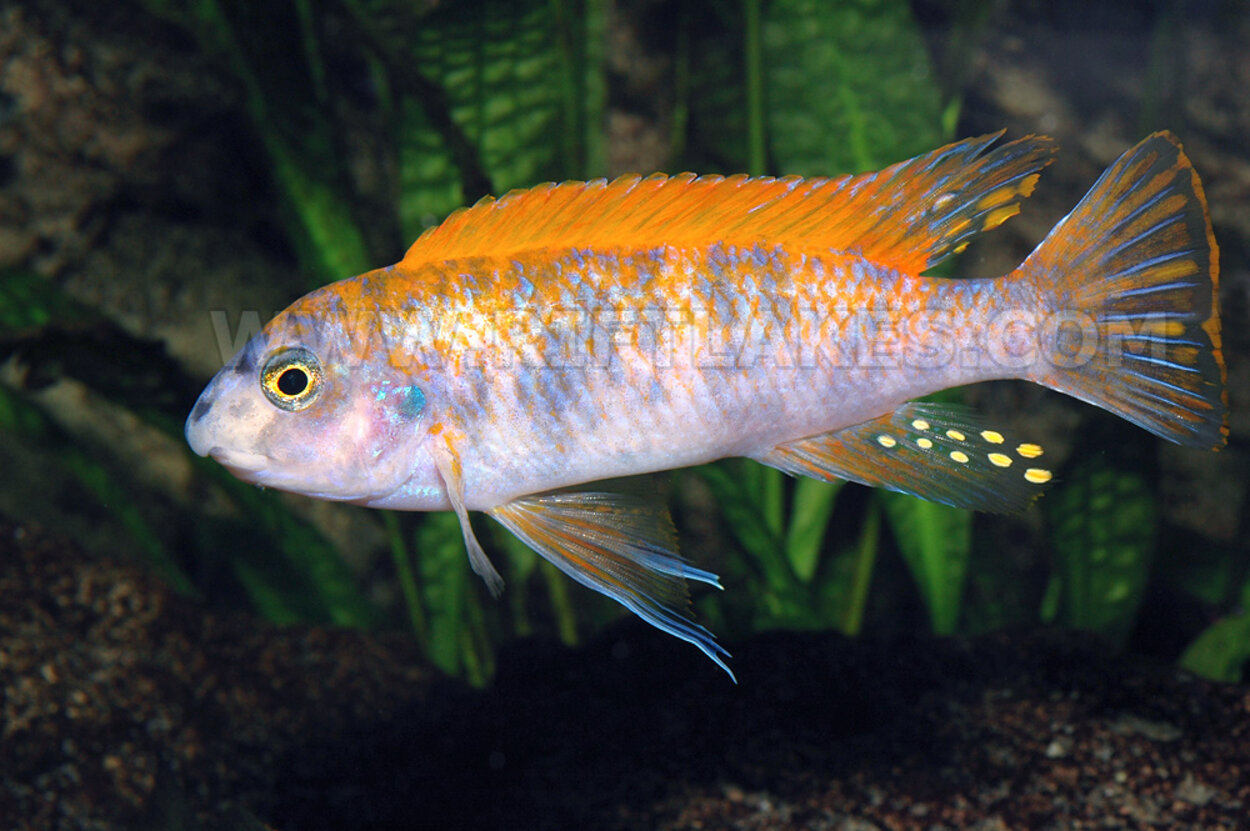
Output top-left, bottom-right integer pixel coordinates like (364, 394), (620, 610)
(432, 437), (505, 597)
(489, 491), (733, 680)
(756, 402), (1054, 513)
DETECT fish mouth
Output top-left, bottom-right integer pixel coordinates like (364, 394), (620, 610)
(208, 447), (270, 477)
(207, 446), (377, 502)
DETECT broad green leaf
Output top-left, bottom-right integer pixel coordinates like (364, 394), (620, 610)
(392, 0), (606, 239)
(818, 500), (880, 636)
(741, 460), (785, 539)
(764, 0), (946, 174)
(395, 98), (470, 237)
(551, 0), (609, 177)
(785, 478), (844, 582)
(743, 0), (766, 173)
(1179, 609), (1250, 683)
(1044, 456), (1156, 646)
(267, 141), (375, 281)
(696, 462), (785, 581)
(963, 530), (1039, 635)
(415, 510), (485, 678)
(881, 492), (972, 635)
(679, 9), (749, 172)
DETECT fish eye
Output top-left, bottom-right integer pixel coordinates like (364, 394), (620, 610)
(261, 347), (323, 412)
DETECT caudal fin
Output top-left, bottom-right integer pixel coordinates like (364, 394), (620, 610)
(1016, 132), (1227, 449)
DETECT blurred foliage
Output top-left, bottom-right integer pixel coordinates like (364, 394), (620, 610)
(1180, 598), (1250, 683)
(764, 0), (947, 175)
(1040, 429), (1157, 646)
(0, 0), (1246, 686)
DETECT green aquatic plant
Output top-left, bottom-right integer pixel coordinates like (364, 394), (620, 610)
(1181, 599), (1250, 683)
(1040, 430), (1157, 646)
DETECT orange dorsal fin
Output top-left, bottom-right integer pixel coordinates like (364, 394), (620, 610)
(401, 132), (1057, 274)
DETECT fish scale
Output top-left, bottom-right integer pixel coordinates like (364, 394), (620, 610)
(187, 131), (1226, 679)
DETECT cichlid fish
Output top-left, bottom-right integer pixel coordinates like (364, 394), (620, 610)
(186, 132), (1226, 679)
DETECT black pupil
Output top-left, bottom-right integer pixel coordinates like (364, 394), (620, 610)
(277, 367), (309, 396)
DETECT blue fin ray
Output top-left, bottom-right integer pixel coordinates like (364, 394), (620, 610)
(489, 492), (733, 680)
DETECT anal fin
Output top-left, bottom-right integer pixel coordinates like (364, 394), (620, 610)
(489, 492), (733, 680)
(756, 403), (1054, 513)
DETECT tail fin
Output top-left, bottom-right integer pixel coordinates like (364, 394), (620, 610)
(1016, 132), (1227, 449)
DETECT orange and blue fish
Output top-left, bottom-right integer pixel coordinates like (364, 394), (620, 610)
(186, 131), (1226, 679)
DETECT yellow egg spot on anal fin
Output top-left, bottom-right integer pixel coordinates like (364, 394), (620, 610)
(1017, 172), (1041, 197)
(758, 401), (1059, 515)
(976, 184), (1020, 210)
(983, 203), (1021, 230)
(1024, 468), (1052, 484)
(946, 429), (966, 441)
(911, 419), (930, 431)
(1016, 443), (1044, 459)
(980, 430), (1005, 444)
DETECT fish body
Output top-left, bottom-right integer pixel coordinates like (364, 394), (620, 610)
(283, 248), (1022, 509)
(187, 132), (1226, 678)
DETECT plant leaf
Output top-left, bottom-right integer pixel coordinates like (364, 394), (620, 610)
(696, 462), (785, 581)
(785, 478), (844, 582)
(140, 0), (376, 282)
(881, 491), (972, 635)
(391, 0), (605, 239)
(1179, 609), (1250, 683)
(206, 465), (382, 629)
(764, 0), (946, 174)
(415, 510), (487, 677)
(816, 500), (880, 636)
(1044, 455), (1156, 646)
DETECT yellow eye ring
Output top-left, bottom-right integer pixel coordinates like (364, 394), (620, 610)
(261, 347), (323, 412)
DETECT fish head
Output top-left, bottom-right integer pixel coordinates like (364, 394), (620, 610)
(185, 284), (445, 507)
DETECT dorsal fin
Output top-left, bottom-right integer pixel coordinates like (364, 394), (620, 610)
(401, 132), (1057, 274)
